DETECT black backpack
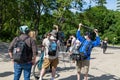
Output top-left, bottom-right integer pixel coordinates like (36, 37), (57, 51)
(57, 31), (65, 42)
(102, 41), (107, 48)
(13, 37), (31, 63)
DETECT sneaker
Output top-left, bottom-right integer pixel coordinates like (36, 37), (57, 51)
(50, 78), (54, 80)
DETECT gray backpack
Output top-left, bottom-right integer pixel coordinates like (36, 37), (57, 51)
(13, 37), (31, 63)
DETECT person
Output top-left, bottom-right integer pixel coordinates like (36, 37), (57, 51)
(50, 25), (59, 38)
(66, 36), (72, 52)
(8, 25), (38, 80)
(69, 39), (81, 52)
(69, 39), (81, 63)
(102, 37), (108, 54)
(28, 30), (36, 40)
(74, 23), (100, 80)
(71, 35), (76, 46)
(57, 26), (65, 43)
(36, 33), (49, 72)
(49, 25), (58, 72)
(53, 25), (65, 53)
(39, 34), (59, 80)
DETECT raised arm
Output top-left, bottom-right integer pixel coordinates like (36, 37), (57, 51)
(53, 25), (59, 32)
(92, 29), (100, 47)
(76, 23), (84, 42)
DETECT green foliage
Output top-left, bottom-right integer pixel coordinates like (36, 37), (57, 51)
(0, 0), (120, 44)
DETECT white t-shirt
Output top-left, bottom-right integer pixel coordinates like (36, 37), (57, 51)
(69, 39), (81, 52)
(42, 37), (58, 59)
(71, 37), (76, 46)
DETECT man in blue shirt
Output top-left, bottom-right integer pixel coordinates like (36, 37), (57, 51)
(76, 23), (100, 80)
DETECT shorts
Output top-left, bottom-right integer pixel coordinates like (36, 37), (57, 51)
(42, 58), (59, 69)
(76, 60), (90, 74)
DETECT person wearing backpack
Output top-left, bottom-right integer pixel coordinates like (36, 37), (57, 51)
(8, 25), (38, 80)
(57, 26), (65, 43)
(69, 39), (81, 63)
(73, 23), (100, 80)
(39, 34), (58, 80)
(102, 37), (108, 54)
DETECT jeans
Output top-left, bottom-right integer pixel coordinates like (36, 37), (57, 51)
(14, 62), (32, 80)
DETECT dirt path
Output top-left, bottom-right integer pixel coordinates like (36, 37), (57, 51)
(0, 42), (120, 80)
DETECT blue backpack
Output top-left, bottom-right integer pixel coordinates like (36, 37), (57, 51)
(48, 41), (57, 56)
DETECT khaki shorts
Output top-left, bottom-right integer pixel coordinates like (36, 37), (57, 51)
(42, 58), (59, 69)
(76, 60), (90, 74)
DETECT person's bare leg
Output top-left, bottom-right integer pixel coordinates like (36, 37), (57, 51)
(77, 71), (80, 80)
(39, 68), (46, 80)
(51, 67), (56, 80)
(84, 73), (88, 80)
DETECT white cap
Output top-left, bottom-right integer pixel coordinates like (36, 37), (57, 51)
(50, 36), (56, 40)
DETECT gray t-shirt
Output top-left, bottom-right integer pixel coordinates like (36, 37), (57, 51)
(50, 30), (57, 38)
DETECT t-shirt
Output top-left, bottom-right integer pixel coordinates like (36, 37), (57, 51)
(42, 38), (58, 59)
(50, 30), (58, 38)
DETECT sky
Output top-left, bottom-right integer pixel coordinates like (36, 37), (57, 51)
(70, 0), (117, 13)
(83, 0), (117, 11)
(104, 0), (116, 10)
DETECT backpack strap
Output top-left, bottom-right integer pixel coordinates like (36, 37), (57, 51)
(79, 40), (92, 53)
(24, 36), (29, 41)
(86, 41), (92, 52)
(15, 36), (30, 48)
(78, 40), (85, 50)
(17, 36), (29, 41)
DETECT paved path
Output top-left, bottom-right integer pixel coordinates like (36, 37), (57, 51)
(0, 42), (120, 80)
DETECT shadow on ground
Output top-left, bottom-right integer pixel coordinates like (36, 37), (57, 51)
(59, 75), (77, 80)
(103, 52), (114, 54)
(59, 74), (120, 80)
(57, 66), (75, 71)
(89, 74), (120, 80)
(58, 66), (120, 80)
(108, 46), (120, 49)
(0, 71), (14, 77)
